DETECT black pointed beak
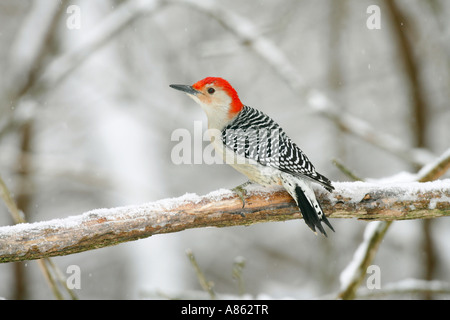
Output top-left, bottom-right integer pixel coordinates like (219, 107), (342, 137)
(169, 84), (201, 95)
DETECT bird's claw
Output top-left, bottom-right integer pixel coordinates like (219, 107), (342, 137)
(231, 181), (252, 209)
(233, 186), (247, 208)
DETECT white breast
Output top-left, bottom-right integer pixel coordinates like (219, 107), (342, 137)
(210, 133), (282, 186)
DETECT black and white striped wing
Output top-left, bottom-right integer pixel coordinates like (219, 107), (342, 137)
(222, 106), (334, 192)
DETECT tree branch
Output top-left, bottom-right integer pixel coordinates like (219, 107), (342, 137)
(337, 220), (392, 300)
(336, 147), (450, 300)
(31, 0), (163, 95)
(0, 180), (449, 263)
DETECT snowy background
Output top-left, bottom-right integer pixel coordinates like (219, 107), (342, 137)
(0, 0), (449, 299)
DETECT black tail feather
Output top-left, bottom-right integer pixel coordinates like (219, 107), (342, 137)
(294, 185), (334, 237)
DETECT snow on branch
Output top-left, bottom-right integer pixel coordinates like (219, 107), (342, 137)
(31, 0), (163, 95)
(0, 180), (449, 263)
(336, 147), (450, 300)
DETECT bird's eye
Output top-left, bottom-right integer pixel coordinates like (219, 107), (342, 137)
(207, 87), (215, 94)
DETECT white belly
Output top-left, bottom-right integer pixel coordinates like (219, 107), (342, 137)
(211, 134), (282, 186)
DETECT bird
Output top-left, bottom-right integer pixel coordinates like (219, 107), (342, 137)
(170, 77), (334, 236)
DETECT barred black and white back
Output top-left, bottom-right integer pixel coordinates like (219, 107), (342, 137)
(221, 105), (334, 236)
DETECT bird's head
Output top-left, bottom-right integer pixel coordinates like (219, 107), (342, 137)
(170, 77), (243, 129)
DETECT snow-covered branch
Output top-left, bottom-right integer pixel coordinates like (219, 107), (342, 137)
(0, 180), (449, 263)
(336, 147), (450, 299)
(337, 220), (391, 300)
(31, 0), (163, 95)
(0, 0), (163, 140)
(309, 96), (434, 167)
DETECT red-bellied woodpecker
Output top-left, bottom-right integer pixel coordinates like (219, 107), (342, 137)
(170, 77), (334, 236)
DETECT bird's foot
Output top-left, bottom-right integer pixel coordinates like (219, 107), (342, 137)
(231, 181), (253, 209)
